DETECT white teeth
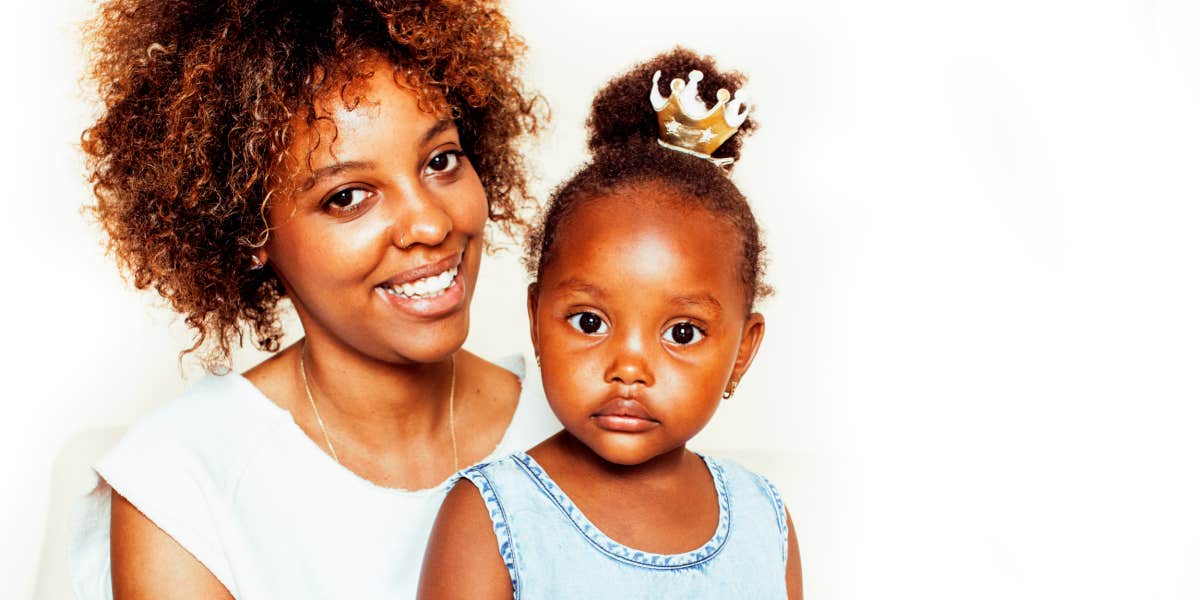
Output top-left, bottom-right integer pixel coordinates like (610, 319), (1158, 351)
(383, 265), (459, 299)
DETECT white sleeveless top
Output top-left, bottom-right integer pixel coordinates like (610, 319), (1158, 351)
(67, 355), (559, 599)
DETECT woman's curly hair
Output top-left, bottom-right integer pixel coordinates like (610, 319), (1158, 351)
(83, 0), (544, 370)
(527, 48), (770, 311)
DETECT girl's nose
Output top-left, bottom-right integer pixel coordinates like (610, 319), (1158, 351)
(604, 331), (655, 387)
(390, 186), (452, 249)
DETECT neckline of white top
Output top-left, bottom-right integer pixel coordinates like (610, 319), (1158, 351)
(223, 355), (529, 496)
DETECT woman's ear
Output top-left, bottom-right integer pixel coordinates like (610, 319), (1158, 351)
(248, 246), (269, 270)
(728, 312), (766, 390)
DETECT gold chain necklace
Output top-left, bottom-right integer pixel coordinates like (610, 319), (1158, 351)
(298, 344), (459, 471)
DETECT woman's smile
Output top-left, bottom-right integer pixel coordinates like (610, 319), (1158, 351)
(374, 251), (467, 319)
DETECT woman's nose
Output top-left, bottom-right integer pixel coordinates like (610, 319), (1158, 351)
(604, 329), (655, 387)
(390, 185), (452, 249)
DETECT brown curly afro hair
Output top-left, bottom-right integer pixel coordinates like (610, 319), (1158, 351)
(83, 0), (545, 370)
(527, 47), (770, 312)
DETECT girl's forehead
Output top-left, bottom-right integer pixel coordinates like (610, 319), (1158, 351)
(545, 190), (744, 295)
(565, 187), (736, 245)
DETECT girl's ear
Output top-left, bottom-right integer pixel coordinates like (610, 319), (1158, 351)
(728, 312), (766, 390)
(527, 283), (541, 358)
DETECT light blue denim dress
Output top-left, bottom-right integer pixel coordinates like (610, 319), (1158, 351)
(459, 452), (790, 599)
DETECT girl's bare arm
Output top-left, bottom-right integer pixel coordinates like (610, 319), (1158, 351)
(417, 480), (513, 599)
(786, 508), (804, 599)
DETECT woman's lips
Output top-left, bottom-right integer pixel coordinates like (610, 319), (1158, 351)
(375, 269), (466, 319)
(591, 398), (659, 433)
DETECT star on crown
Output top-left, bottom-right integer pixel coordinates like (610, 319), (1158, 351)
(650, 70), (750, 167)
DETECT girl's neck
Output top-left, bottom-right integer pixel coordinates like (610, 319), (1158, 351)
(538, 430), (697, 488)
(526, 430), (721, 555)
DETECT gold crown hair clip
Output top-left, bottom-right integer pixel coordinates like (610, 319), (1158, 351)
(650, 70), (750, 168)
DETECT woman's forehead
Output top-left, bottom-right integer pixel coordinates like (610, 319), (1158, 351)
(281, 59), (450, 172)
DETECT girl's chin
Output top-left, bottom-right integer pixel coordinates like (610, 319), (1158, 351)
(577, 435), (674, 467)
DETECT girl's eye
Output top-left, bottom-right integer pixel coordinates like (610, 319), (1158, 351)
(663, 322), (705, 346)
(425, 150), (463, 174)
(567, 312), (609, 335)
(324, 188), (373, 211)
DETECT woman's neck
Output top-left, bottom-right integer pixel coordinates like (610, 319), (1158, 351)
(296, 334), (456, 451)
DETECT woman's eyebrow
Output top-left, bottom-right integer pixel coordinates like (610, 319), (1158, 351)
(421, 119), (455, 146)
(298, 120), (456, 191)
(301, 160), (374, 190)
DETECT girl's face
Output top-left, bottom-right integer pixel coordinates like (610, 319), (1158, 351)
(261, 57), (488, 364)
(529, 185), (765, 466)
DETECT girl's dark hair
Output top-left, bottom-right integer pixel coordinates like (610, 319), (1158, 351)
(526, 47), (770, 311)
(83, 0), (544, 370)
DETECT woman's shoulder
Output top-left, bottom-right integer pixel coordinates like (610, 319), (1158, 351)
(71, 375), (283, 598)
(98, 373), (290, 493)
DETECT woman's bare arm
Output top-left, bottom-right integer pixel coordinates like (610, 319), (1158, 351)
(417, 479), (513, 599)
(786, 508), (803, 599)
(110, 491), (233, 599)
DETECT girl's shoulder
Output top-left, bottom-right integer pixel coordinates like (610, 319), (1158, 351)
(700, 454), (788, 507)
(698, 454), (791, 562)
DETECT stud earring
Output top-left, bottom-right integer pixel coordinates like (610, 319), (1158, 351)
(722, 380), (738, 400)
(249, 255), (265, 271)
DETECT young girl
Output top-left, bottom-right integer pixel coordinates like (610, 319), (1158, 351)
(418, 48), (803, 598)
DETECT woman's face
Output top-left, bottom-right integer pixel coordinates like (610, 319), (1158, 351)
(262, 57), (488, 364)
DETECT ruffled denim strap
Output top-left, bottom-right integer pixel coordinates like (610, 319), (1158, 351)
(461, 467), (521, 597)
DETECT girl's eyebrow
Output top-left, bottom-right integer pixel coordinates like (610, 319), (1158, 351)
(554, 278), (721, 314)
(670, 293), (723, 314)
(553, 278), (607, 299)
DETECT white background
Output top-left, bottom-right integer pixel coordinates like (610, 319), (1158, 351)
(3, 0), (1199, 598)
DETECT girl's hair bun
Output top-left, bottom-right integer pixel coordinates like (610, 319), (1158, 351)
(585, 46), (756, 165)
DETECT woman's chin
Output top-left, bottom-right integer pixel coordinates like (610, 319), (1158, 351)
(379, 317), (472, 364)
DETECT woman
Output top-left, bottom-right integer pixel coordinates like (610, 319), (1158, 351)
(68, 1), (554, 598)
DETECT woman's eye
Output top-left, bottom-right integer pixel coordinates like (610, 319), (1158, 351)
(425, 150), (463, 174)
(567, 312), (609, 335)
(663, 322), (705, 345)
(324, 188), (372, 211)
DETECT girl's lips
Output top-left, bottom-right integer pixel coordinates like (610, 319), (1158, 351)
(375, 269), (466, 319)
(591, 398), (659, 433)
